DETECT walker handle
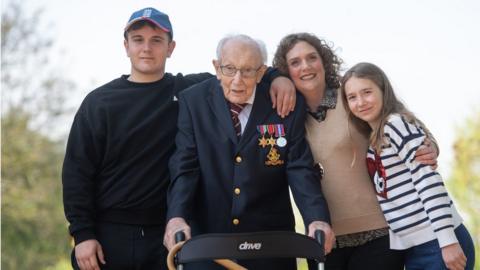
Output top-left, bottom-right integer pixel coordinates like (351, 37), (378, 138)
(174, 231), (186, 270)
(314, 230), (324, 247)
(314, 230), (325, 270)
(175, 231), (186, 243)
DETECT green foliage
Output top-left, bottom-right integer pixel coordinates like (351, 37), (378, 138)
(1, 109), (71, 269)
(1, 1), (74, 269)
(44, 259), (71, 270)
(446, 110), (480, 269)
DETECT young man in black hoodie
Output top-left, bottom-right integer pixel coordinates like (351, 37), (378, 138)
(63, 7), (295, 270)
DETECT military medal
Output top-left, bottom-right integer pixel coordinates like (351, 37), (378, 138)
(276, 137), (286, 147)
(263, 124), (284, 166)
(266, 124), (276, 146)
(275, 124), (287, 147)
(257, 125), (268, 148)
(258, 124), (285, 166)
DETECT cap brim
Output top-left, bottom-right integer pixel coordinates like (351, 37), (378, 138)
(124, 17), (171, 33)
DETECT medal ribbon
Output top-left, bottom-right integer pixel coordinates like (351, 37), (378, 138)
(275, 124), (285, 137)
(256, 125), (267, 135)
(267, 124), (275, 136)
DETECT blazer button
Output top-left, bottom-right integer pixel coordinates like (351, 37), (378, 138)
(234, 188), (241, 195)
(232, 218), (240, 225)
(235, 156), (242, 163)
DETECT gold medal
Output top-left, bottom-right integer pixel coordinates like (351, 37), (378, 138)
(257, 125), (268, 148)
(266, 136), (276, 146)
(258, 136), (268, 148)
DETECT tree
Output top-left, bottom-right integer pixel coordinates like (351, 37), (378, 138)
(1, 1), (74, 133)
(1, 110), (71, 269)
(446, 110), (480, 269)
(2, 1), (75, 269)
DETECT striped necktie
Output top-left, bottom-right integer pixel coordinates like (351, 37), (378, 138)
(229, 102), (246, 137)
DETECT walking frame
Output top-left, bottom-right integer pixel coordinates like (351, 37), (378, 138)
(167, 230), (326, 270)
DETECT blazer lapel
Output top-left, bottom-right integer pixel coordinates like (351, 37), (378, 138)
(207, 81), (238, 144)
(237, 83), (272, 150)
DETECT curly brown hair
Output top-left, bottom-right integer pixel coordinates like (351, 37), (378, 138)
(273, 32), (342, 89)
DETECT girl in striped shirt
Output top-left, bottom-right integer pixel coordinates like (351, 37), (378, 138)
(340, 62), (475, 270)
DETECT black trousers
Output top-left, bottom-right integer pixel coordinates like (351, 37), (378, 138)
(308, 235), (405, 270)
(71, 222), (167, 270)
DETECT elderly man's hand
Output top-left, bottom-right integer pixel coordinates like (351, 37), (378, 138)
(74, 239), (106, 270)
(270, 76), (296, 118)
(163, 217), (191, 251)
(415, 138), (438, 170)
(307, 221), (335, 255)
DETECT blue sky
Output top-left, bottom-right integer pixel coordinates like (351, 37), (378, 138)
(17, 0), (480, 177)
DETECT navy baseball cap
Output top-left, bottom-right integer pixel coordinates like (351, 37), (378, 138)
(125, 7), (173, 38)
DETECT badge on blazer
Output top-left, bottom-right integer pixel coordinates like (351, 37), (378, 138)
(257, 124), (285, 166)
(265, 147), (284, 166)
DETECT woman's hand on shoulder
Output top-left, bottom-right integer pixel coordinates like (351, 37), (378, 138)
(270, 76), (296, 118)
(415, 138), (438, 170)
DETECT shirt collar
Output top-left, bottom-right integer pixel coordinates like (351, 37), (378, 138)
(307, 87), (337, 122)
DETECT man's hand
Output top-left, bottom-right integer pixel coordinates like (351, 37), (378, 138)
(415, 138), (438, 170)
(163, 217), (191, 251)
(270, 76), (296, 118)
(442, 243), (467, 270)
(74, 239), (105, 270)
(307, 221), (335, 255)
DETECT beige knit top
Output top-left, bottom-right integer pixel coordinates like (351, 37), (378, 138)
(305, 89), (388, 236)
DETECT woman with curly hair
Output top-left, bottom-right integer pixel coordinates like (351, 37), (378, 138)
(273, 33), (439, 270)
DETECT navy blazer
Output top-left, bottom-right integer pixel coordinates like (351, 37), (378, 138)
(167, 77), (330, 235)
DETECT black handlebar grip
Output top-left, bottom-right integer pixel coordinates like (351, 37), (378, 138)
(175, 231), (186, 243)
(314, 229), (326, 262)
(314, 229), (325, 245)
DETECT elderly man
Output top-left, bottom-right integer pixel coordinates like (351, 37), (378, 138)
(164, 34), (333, 269)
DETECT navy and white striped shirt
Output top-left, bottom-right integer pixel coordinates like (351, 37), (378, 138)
(367, 114), (461, 250)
